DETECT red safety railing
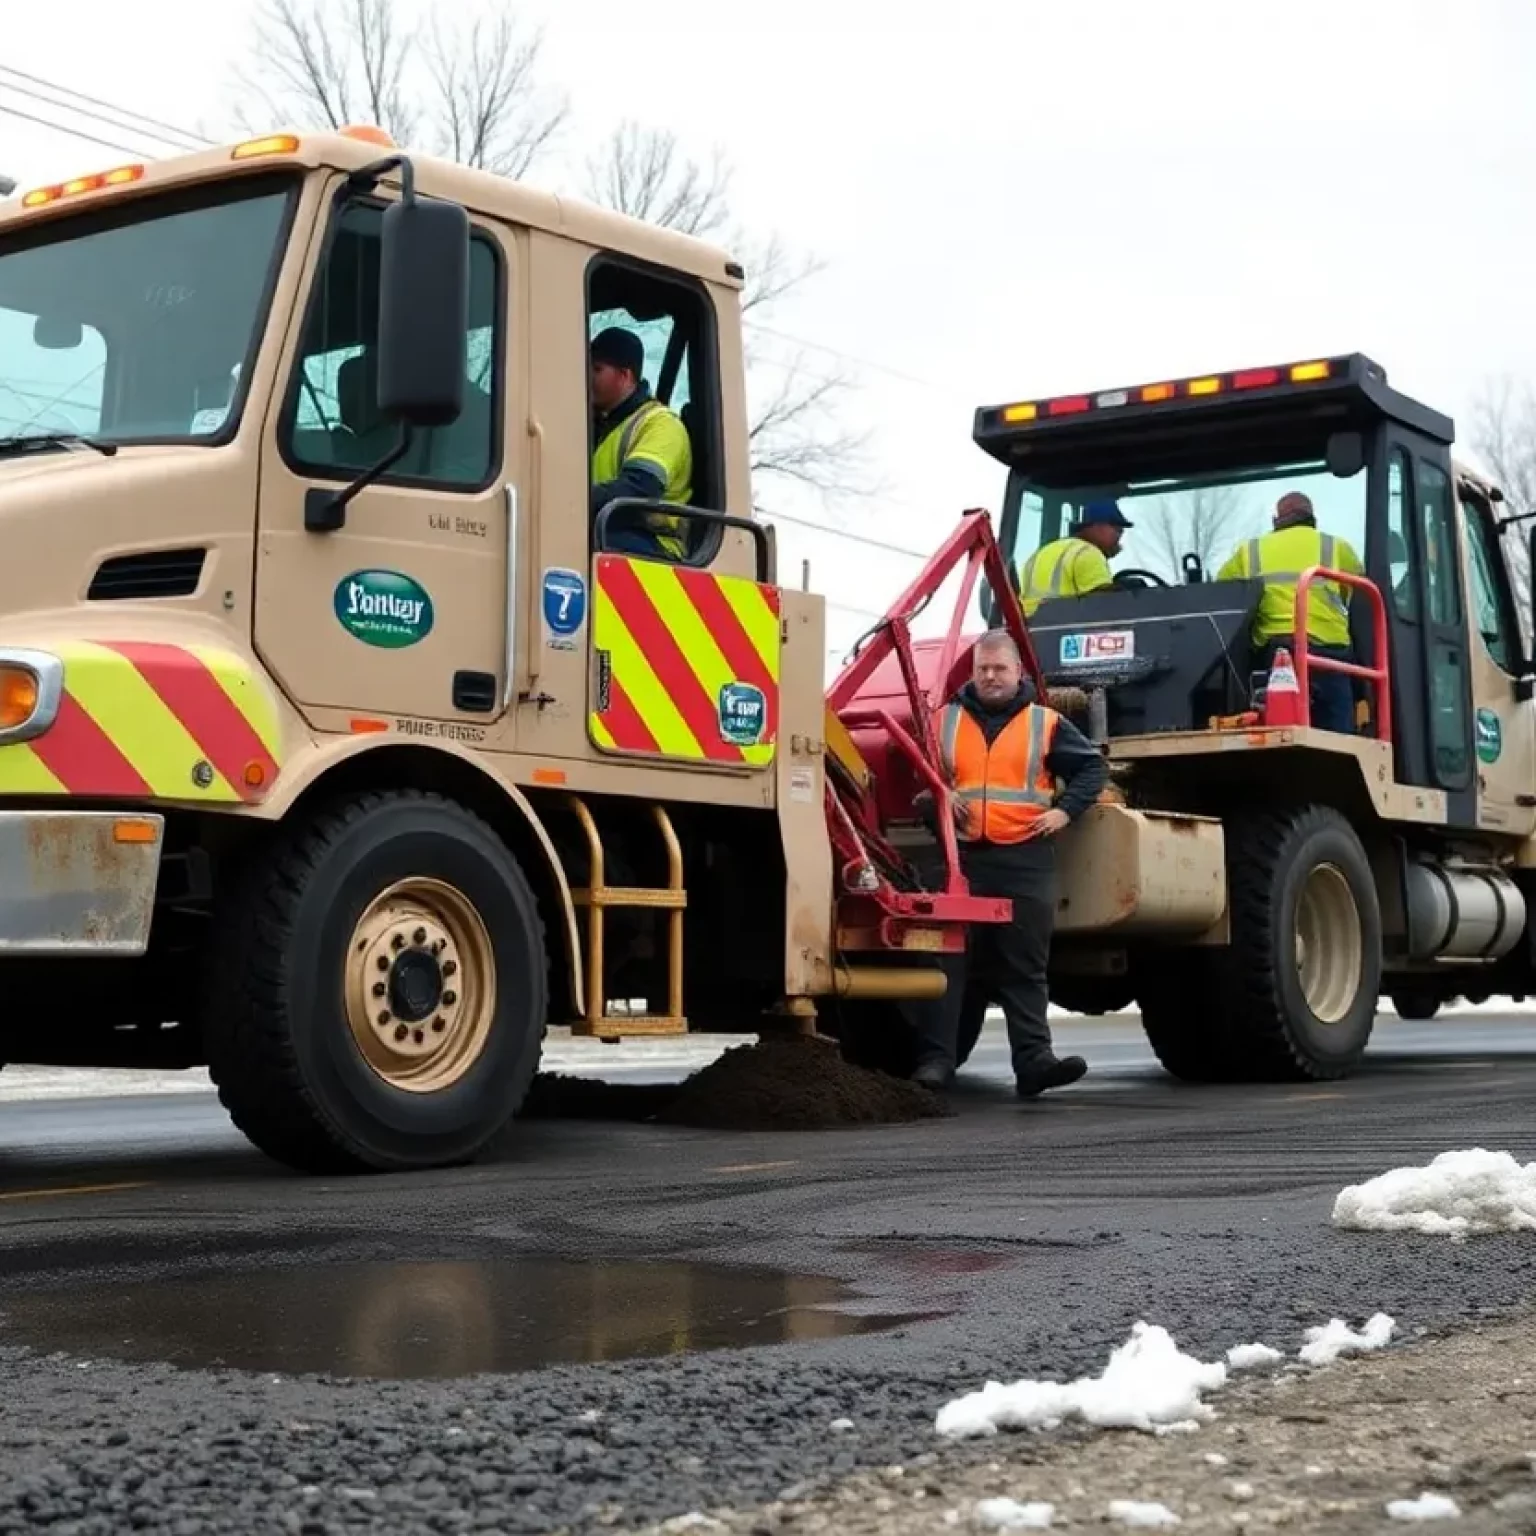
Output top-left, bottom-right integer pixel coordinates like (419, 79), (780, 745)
(1290, 566), (1392, 743)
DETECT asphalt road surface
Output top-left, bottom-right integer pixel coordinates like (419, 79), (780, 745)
(2, 1010), (1535, 1535)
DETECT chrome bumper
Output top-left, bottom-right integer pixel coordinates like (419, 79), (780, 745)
(0, 810), (164, 955)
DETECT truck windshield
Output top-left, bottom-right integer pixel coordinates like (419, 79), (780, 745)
(1004, 459), (1368, 585)
(0, 173), (295, 448)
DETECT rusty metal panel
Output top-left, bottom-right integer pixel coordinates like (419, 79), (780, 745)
(0, 811), (164, 956)
(1055, 804), (1226, 936)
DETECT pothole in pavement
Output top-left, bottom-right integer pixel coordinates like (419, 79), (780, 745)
(0, 1255), (942, 1380)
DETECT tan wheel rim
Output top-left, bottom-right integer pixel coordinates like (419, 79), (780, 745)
(1293, 862), (1362, 1025)
(343, 877), (496, 1093)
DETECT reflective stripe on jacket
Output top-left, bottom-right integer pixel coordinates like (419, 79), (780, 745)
(1018, 536), (1114, 617)
(593, 398), (693, 556)
(934, 699), (1059, 843)
(1216, 525), (1363, 647)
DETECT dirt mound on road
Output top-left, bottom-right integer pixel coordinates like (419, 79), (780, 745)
(521, 1036), (951, 1131)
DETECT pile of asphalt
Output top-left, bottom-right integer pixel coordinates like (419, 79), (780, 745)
(522, 1034), (952, 1130)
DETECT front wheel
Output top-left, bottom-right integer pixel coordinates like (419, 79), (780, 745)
(1219, 806), (1381, 1080)
(204, 790), (548, 1174)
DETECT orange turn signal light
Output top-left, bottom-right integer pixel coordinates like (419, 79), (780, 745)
(0, 667), (39, 730)
(231, 134), (302, 160)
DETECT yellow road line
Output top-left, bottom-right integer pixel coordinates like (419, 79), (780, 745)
(0, 1179), (151, 1202)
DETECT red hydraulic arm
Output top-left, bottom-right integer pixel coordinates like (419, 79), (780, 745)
(824, 509), (1046, 952)
(1289, 567), (1392, 742)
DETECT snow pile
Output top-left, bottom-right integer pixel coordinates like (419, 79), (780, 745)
(1385, 1492), (1461, 1521)
(1333, 1149), (1536, 1239)
(1107, 1500), (1181, 1528)
(935, 1323), (1227, 1440)
(1226, 1342), (1284, 1369)
(974, 1497), (1054, 1529)
(1298, 1312), (1396, 1366)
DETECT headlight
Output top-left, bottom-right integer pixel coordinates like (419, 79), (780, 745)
(0, 649), (64, 744)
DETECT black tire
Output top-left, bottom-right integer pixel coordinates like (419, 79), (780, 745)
(1390, 989), (1442, 1021)
(204, 790), (547, 1174)
(1218, 806), (1381, 1080)
(1049, 976), (1137, 1017)
(1134, 948), (1237, 1083)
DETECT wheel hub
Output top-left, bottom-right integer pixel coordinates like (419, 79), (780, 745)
(343, 879), (491, 1092)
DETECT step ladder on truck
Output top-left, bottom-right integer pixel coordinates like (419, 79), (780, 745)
(1, 127), (1534, 1173)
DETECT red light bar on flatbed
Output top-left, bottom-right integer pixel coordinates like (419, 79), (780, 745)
(980, 356), (1341, 434)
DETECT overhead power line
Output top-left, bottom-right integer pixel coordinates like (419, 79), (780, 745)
(0, 77), (203, 153)
(0, 64), (212, 149)
(0, 100), (150, 159)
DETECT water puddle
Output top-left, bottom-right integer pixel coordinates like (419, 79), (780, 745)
(0, 1256), (933, 1379)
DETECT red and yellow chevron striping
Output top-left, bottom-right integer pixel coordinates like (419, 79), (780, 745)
(589, 555), (782, 768)
(0, 640), (282, 803)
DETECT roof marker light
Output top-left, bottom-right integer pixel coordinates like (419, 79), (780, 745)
(1233, 367), (1281, 390)
(1290, 360), (1331, 383)
(1096, 390), (1130, 408)
(1046, 395), (1091, 416)
(1002, 402), (1037, 423)
(20, 163), (144, 207)
(1140, 383), (1176, 403)
(1186, 376), (1223, 396)
(231, 134), (301, 160)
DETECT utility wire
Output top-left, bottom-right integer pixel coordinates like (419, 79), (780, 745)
(0, 100), (150, 159)
(0, 77), (203, 153)
(0, 64), (212, 148)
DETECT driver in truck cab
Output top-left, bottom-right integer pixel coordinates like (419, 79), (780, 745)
(589, 326), (693, 561)
(1017, 500), (1133, 616)
(1215, 491), (1364, 735)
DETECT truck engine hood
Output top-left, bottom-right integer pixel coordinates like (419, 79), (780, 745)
(0, 445), (252, 622)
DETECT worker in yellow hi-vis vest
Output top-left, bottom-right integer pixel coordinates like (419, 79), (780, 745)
(589, 326), (693, 560)
(1017, 501), (1133, 616)
(1216, 491), (1364, 734)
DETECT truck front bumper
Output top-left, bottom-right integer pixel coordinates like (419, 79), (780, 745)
(0, 810), (164, 956)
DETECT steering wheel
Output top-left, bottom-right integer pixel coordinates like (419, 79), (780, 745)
(1113, 568), (1170, 589)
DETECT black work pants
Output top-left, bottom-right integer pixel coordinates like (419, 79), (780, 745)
(910, 843), (1057, 1080)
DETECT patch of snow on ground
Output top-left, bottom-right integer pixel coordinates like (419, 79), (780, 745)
(1333, 1149), (1536, 1239)
(935, 1323), (1226, 1440)
(1107, 1500), (1181, 1528)
(1226, 1342), (1284, 1369)
(973, 1497), (1054, 1529)
(1298, 1312), (1396, 1365)
(1385, 1492), (1462, 1521)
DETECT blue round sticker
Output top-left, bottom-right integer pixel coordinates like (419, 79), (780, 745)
(542, 568), (587, 646)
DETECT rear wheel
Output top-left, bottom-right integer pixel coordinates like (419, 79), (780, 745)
(204, 790), (547, 1174)
(1218, 806), (1380, 1080)
(1390, 989), (1442, 1020)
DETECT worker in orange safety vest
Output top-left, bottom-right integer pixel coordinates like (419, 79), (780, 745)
(910, 628), (1108, 1098)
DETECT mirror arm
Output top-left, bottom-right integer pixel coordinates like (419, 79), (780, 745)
(347, 153), (416, 202)
(305, 423), (415, 533)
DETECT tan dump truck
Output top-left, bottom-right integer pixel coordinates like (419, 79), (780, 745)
(1, 127), (1532, 1173)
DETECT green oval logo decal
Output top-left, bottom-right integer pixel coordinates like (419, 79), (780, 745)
(334, 569), (435, 648)
(1475, 707), (1502, 764)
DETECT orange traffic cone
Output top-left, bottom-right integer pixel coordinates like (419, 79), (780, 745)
(1263, 647), (1304, 727)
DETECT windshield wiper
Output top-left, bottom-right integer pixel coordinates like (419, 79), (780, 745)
(0, 432), (118, 459)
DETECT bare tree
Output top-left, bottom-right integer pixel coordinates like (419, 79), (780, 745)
(1135, 486), (1248, 581)
(233, 0), (567, 178)
(583, 121), (868, 502)
(1470, 375), (1536, 621)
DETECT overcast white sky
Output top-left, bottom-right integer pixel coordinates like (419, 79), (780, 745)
(6, 0), (1536, 660)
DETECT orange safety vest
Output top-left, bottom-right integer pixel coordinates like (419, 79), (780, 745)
(934, 700), (1059, 844)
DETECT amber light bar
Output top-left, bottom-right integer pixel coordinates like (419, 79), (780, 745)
(22, 163), (145, 207)
(986, 358), (1340, 431)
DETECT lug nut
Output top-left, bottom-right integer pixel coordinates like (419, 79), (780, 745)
(432, 1018), (446, 1033)
(413, 927), (427, 945)
(442, 960), (457, 977)
(394, 1024), (408, 1042)
(442, 990), (457, 1006)
(412, 1029), (424, 1045)
(376, 956), (389, 972)
(372, 982), (386, 998)
(391, 933), (405, 950)
(376, 1011), (390, 1026)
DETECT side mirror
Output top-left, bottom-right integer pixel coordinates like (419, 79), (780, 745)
(34, 314), (83, 350)
(376, 195), (469, 428)
(1326, 430), (1366, 479)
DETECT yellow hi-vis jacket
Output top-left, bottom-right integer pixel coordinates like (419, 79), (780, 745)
(592, 399), (693, 557)
(1018, 536), (1114, 617)
(1216, 524), (1364, 648)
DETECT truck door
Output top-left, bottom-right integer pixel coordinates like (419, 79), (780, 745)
(254, 184), (521, 733)
(1458, 484), (1536, 836)
(1376, 434), (1475, 822)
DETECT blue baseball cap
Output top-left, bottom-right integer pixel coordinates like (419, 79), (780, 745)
(1075, 499), (1133, 530)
